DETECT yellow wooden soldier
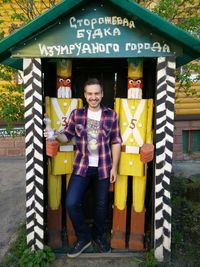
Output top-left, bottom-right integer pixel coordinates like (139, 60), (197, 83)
(45, 59), (82, 248)
(111, 58), (154, 250)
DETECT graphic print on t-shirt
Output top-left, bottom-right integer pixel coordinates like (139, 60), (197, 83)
(87, 117), (100, 157)
(87, 109), (102, 167)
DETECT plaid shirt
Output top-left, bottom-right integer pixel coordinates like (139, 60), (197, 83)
(64, 105), (122, 179)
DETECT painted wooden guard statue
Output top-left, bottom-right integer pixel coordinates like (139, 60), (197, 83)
(111, 58), (154, 250)
(45, 59), (82, 248)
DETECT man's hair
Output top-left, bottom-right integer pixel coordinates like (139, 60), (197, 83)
(84, 78), (103, 92)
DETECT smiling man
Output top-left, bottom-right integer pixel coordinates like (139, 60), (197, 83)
(46, 78), (121, 257)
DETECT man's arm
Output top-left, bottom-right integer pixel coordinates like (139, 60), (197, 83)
(56, 132), (68, 143)
(110, 143), (121, 183)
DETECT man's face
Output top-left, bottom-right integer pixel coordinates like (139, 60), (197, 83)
(84, 84), (103, 111)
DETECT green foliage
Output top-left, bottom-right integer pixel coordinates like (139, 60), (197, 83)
(176, 62), (200, 100)
(0, 0), (199, 127)
(0, 65), (24, 127)
(19, 246), (55, 267)
(0, 65), (16, 81)
(0, 222), (27, 267)
(144, 250), (160, 267)
(144, 0), (200, 87)
(132, 250), (160, 267)
(152, 0), (200, 35)
(0, 84), (24, 126)
(11, 12), (29, 23)
(176, 62), (200, 84)
(0, 222), (55, 267)
(171, 175), (200, 265)
(0, 1), (60, 127)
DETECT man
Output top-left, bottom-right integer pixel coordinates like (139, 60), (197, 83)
(46, 78), (121, 258)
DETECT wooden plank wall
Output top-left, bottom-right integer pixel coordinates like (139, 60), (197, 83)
(175, 82), (200, 115)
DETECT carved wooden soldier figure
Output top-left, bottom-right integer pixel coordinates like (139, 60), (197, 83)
(111, 58), (154, 250)
(45, 59), (82, 248)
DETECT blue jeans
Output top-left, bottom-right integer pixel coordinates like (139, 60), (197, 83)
(66, 167), (110, 242)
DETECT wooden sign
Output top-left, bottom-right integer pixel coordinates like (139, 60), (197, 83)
(12, 2), (181, 58)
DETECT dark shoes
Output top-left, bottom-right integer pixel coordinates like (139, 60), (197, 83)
(67, 239), (92, 258)
(67, 237), (111, 258)
(93, 237), (111, 253)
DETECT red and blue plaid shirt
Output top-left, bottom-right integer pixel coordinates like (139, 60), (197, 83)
(64, 105), (122, 179)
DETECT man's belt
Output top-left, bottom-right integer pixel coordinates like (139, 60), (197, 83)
(121, 145), (140, 154)
(59, 145), (75, 152)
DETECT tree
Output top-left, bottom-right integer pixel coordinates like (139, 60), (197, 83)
(136, 0), (200, 35)
(0, 1), (61, 128)
(0, 0), (199, 126)
(137, 0), (200, 87)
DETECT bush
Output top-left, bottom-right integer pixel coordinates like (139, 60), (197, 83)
(0, 87), (24, 123)
(0, 65), (24, 127)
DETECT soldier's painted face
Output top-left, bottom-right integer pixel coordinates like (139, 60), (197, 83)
(84, 84), (103, 111)
(128, 78), (143, 89)
(57, 77), (72, 98)
(127, 78), (143, 99)
(57, 77), (71, 88)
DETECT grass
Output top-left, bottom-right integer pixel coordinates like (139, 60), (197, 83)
(0, 222), (55, 267)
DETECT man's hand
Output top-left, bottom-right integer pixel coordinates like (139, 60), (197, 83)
(43, 129), (58, 140)
(140, 144), (154, 163)
(110, 167), (118, 183)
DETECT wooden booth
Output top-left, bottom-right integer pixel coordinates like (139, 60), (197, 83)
(0, 0), (199, 262)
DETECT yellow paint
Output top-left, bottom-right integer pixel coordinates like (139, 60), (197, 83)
(46, 96), (82, 208)
(176, 98), (200, 103)
(0, 0), (61, 36)
(114, 175), (128, 210)
(114, 98), (153, 211)
(115, 98), (153, 176)
(175, 103), (200, 109)
(57, 59), (72, 77)
(45, 97), (82, 175)
(128, 58), (143, 78)
(176, 109), (200, 115)
(132, 166), (147, 212)
(175, 82), (200, 115)
(47, 159), (61, 210)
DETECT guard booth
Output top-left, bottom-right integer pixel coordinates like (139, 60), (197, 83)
(0, 0), (199, 262)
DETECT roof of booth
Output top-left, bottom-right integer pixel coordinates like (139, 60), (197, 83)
(0, 0), (199, 69)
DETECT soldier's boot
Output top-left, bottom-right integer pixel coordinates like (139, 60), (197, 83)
(111, 206), (127, 249)
(47, 205), (62, 249)
(129, 206), (145, 250)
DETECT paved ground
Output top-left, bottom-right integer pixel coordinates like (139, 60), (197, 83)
(0, 156), (25, 261)
(50, 254), (142, 267)
(0, 156), (199, 265)
(172, 160), (200, 178)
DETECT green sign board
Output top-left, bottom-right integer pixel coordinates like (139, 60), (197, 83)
(12, 2), (182, 58)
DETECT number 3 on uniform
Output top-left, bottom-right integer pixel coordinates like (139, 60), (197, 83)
(62, 116), (68, 127)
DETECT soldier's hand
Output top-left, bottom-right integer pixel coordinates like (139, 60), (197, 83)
(140, 144), (154, 163)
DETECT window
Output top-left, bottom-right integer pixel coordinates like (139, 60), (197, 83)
(183, 130), (200, 153)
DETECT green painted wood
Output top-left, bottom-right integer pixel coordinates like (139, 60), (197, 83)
(0, 0), (199, 69)
(12, 2), (181, 59)
(0, 0), (84, 64)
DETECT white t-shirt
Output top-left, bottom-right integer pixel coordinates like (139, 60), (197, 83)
(87, 109), (102, 167)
